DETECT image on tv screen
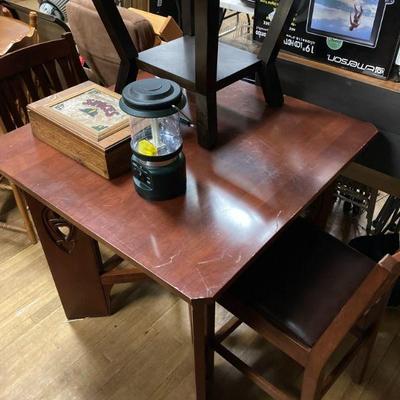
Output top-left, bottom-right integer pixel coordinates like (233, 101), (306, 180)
(307, 0), (389, 47)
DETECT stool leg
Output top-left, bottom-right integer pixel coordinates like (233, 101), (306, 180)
(352, 297), (387, 384)
(365, 189), (378, 234)
(181, 0), (195, 35)
(257, 62), (284, 108)
(352, 323), (380, 384)
(195, 92), (218, 150)
(301, 364), (324, 400)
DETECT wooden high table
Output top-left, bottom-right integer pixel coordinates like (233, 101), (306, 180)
(0, 81), (377, 400)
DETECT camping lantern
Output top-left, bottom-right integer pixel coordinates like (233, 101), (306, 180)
(120, 78), (187, 201)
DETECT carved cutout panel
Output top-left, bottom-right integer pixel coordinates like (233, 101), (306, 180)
(42, 208), (76, 254)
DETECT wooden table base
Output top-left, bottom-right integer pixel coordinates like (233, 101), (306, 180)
(26, 194), (111, 319)
(27, 192), (215, 399)
(190, 301), (215, 400)
(0, 79), (378, 400)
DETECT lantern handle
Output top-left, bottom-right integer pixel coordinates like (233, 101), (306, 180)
(172, 105), (196, 128)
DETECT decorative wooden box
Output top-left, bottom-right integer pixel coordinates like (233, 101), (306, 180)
(27, 82), (131, 179)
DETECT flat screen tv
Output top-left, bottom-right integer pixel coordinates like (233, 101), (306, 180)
(306, 0), (394, 48)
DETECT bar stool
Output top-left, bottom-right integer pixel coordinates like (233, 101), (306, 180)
(214, 218), (400, 400)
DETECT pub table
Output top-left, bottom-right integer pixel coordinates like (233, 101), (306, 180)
(0, 81), (377, 399)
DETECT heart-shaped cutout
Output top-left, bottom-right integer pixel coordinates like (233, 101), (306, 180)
(42, 208), (76, 254)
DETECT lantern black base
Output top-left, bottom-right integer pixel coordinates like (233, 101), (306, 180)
(132, 152), (186, 201)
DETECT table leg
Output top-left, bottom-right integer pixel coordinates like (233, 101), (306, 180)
(308, 182), (336, 230)
(190, 301), (215, 400)
(25, 193), (110, 319)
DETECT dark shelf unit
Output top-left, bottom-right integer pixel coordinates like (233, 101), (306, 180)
(137, 36), (261, 92)
(91, 0), (300, 149)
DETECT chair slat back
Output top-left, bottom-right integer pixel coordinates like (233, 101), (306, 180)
(311, 250), (400, 366)
(0, 32), (87, 132)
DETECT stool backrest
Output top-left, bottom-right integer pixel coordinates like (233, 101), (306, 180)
(0, 32), (87, 132)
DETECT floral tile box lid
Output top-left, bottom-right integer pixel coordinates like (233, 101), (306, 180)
(27, 82), (132, 179)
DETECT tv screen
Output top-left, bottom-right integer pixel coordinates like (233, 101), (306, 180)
(307, 0), (392, 47)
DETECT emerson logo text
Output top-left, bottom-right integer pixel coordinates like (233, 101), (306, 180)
(327, 54), (385, 75)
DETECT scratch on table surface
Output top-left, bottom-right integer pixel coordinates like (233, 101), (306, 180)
(275, 210), (282, 232)
(153, 251), (182, 269)
(197, 250), (243, 266)
(197, 250), (231, 266)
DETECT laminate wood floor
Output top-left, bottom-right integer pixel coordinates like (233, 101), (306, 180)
(1, 193), (400, 400)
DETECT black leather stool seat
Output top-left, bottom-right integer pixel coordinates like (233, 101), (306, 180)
(229, 218), (376, 347)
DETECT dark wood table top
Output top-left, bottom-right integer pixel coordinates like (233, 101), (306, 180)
(0, 81), (377, 302)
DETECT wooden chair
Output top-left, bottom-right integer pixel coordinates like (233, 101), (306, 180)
(0, 32), (87, 243)
(214, 218), (400, 400)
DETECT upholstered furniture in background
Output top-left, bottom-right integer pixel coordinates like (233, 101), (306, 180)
(67, 0), (155, 86)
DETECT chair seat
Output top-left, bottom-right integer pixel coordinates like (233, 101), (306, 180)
(228, 218), (376, 347)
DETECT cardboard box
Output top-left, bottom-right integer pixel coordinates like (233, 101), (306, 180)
(129, 7), (183, 43)
(254, 0), (400, 79)
(28, 82), (132, 179)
